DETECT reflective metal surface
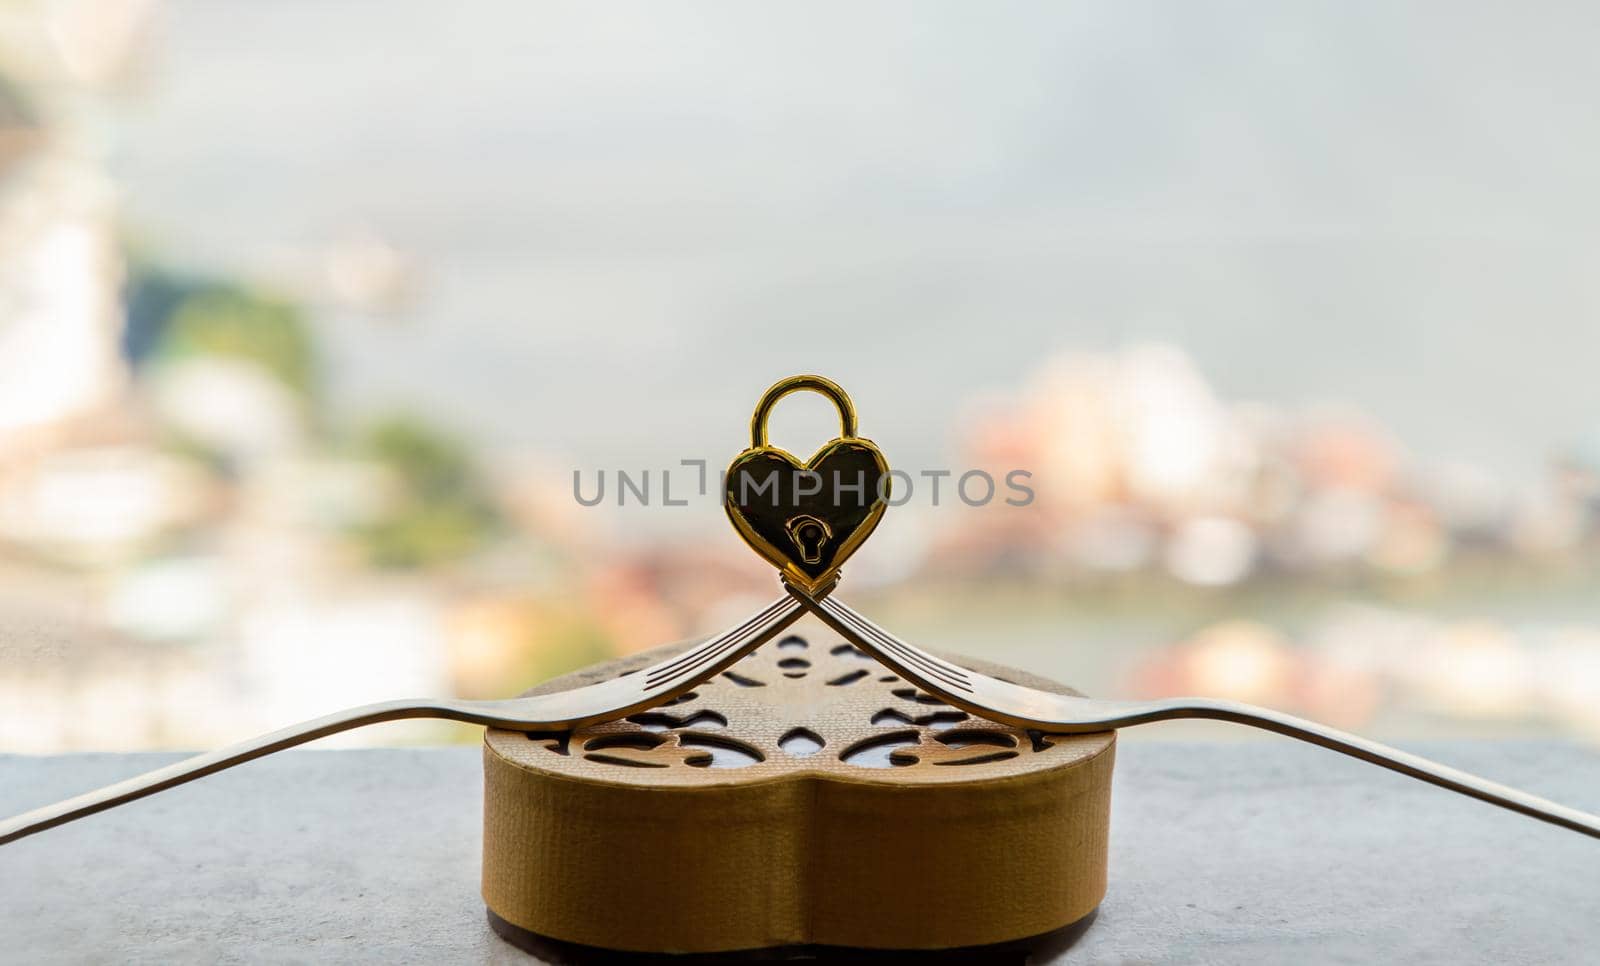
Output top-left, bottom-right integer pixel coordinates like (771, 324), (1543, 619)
(724, 374), (889, 593)
(788, 582), (1600, 841)
(0, 592), (811, 846)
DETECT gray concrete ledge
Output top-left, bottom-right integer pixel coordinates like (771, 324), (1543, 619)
(1, 741), (1596, 964)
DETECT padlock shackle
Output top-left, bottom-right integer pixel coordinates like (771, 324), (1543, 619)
(749, 374), (858, 449)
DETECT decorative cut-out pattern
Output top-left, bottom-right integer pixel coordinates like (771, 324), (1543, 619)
(678, 733), (764, 768)
(890, 687), (950, 706)
(924, 730), (1020, 767)
(779, 727), (824, 756)
(523, 730), (571, 755)
(626, 709), (728, 732)
(521, 632), (1080, 776)
(870, 707), (968, 730)
(839, 730), (920, 768)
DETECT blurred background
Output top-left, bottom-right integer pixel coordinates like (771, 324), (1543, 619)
(3, 1), (1599, 752)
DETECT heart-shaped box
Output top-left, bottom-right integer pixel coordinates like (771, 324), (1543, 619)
(482, 623), (1115, 957)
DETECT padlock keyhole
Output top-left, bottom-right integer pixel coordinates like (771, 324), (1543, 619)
(786, 514), (832, 566)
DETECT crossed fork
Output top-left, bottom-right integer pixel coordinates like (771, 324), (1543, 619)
(4, 571), (1598, 847)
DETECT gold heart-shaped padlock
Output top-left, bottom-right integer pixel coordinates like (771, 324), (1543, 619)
(724, 375), (890, 593)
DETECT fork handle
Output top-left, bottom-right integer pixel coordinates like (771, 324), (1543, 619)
(800, 589), (1600, 841)
(1132, 697), (1600, 840)
(0, 699), (471, 847)
(3, 592), (813, 847)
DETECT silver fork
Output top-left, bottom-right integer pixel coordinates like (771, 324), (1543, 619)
(788, 582), (1600, 841)
(0, 591), (813, 847)
(9, 576), (1600, 847)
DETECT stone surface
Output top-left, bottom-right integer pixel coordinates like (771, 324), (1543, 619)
(1, 740), (1596, 964)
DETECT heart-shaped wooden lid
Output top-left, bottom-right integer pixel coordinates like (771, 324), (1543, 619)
(482, 618), (1115, 955)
